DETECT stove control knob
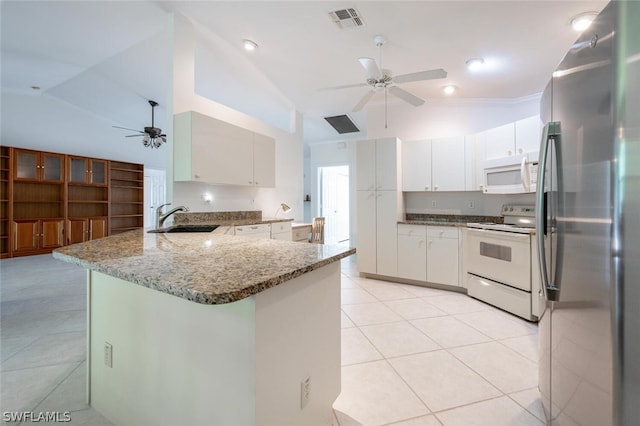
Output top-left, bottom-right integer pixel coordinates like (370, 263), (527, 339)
(509, 207), (514, 212)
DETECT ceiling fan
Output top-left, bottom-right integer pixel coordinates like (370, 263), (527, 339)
(328, 35), (447, 125)
(113, 100), (166, 149)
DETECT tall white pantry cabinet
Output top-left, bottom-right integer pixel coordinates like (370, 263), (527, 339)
(356, 138), (402, 277)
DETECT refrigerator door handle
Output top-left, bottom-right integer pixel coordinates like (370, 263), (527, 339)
(536, 122), (560, 301)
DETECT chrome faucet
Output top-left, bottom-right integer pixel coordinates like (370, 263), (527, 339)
(156, 203), (189, 229)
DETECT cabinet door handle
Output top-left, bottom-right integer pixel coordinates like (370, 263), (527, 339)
(434, 186), (438, 190)
(255, 181), (259, 185)
(507, 150), (513, 156)
(425, 186), (429, 190)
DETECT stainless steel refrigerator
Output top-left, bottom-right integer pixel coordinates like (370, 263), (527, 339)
(537, 1), (639, 424)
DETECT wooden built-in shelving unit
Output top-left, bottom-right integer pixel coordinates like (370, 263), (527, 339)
(0, 146), (10, 258)
(109, 161), (144, 234)
(0, 146), (144, 257)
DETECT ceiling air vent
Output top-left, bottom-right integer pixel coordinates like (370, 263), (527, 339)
(328, 8), (365, 29)
(324, 115), (360, 134)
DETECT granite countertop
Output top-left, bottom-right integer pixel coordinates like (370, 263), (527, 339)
(399, 213), (503, 227)
(53, 229), (355, 305)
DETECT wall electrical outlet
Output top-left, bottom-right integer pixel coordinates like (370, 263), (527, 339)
(468, 200), (475, 209)
(301, 376), (311, 409)
(431, 200), (437, 208)
(104, 342), (113, 368)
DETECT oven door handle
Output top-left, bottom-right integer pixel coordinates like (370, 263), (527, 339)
(536, 121), (560, 301)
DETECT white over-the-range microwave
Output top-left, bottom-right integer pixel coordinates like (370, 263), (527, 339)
(483, 152), (539, 194)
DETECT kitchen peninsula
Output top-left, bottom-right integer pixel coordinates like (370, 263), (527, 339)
(53, 229), (355, 426)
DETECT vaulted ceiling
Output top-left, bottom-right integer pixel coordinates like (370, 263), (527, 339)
(1, 1), (608, 143)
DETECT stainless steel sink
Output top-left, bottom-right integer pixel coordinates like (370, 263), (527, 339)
(148, 225), (219, 233)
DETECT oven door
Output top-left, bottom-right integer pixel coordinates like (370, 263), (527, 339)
(466, 228), (531, 291)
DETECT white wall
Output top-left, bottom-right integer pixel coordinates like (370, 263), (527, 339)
(405, 191), (536, 217)
(364, 94), (541, 140)
(1, 93), (166, 169)
(166, 14), (303, 221)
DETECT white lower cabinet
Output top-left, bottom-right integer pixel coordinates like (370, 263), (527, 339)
(357, 190), (400, 277)
(397, 225), (461, 287)
(270, 221), (292, 241)
(426, 227), (460, 287)
(234, 224), (271, 240)
(397, 225), (427, 281)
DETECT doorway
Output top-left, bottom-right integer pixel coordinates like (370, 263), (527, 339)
(143, 169), (166, 228)
(317, 165), (350, 244)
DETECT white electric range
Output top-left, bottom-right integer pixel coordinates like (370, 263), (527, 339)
(464, 205), (541, 321)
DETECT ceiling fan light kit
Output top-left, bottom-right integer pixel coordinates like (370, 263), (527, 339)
(113, 100), (167, 149)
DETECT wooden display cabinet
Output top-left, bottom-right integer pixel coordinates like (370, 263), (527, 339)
(3, 146), (144, 256)
(12, 218), (64, 254)
(66, 217), (107, 244)
(68, 156), (108, 186)
(13, 148), (64, 182)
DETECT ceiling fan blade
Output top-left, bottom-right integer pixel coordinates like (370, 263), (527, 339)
(389, 86), (425, 106)
(353, 90), (375, 112)
(393, 68), (447, 84)
(319, 82), (369, 91)
(125, 134), (145, 138)
(113, 125), (144, 133)
(358, 57), (381, 80)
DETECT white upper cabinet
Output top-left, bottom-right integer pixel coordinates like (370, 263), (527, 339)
(465, 132), (486, 191)
(356, 138), (400, 191)
(356, 139), (376, 191)
(402, 140), (432, 191)
(484, 122), (516, 160)
(484, 116), (542, 161)
(402, 137), (465, 192)
(431, 136), (465, 191)
(252, 133), (276, 188)
(515, 116), (543, 155)
(174, 111), (275, 187)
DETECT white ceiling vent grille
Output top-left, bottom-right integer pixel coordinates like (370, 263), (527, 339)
(328, 8), (365, 29)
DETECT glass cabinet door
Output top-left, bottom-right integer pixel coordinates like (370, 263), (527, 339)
(69, 157), (87, 183)
(15, 150), (38, 180)
(41, 153), (64, 182)
(89, 160), (107, 185)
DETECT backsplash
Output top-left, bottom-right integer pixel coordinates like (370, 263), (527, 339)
(405, 213), (503, 224)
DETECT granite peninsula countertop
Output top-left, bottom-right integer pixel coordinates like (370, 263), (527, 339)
(399, 213), (503, 227)
(172, 210), (292, 227)
(53, 229), (355, 305)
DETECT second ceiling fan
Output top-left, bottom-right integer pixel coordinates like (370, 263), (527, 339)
(333, 35), (447, 113)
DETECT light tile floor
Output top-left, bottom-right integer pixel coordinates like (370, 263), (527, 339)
(1, 254), (544, 426)
(335, 256), (545, 426)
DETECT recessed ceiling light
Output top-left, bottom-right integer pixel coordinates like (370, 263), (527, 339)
(571, 12), (598, 32)
(242, 39), (258, 51)
(442, 85), (457, 95)
(465, 58), (485, 72)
